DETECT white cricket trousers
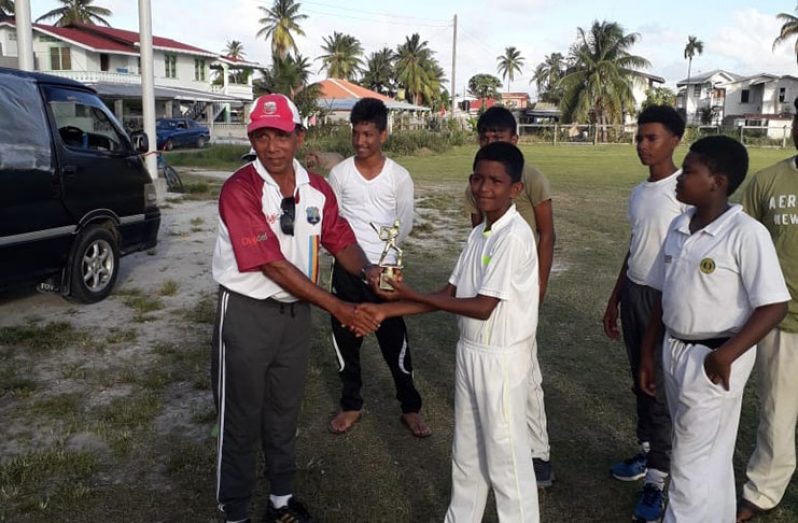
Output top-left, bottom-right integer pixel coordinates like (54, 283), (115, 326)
(445, 338), (540, 523)
(742, 328), (798, 510)
(527, 338), (550, 461)
(662, 335), (756, 523)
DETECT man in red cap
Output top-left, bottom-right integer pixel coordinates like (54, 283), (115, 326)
(211, 94), (381, 523)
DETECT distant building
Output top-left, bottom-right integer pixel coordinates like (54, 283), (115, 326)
(0, 20), (259, 127)
(675, 69), (742, 125)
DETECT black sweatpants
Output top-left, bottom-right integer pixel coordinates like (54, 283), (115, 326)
(330, 262), (422, 413)
(620, 277), (672, 473)
(211, 287), (311, 522)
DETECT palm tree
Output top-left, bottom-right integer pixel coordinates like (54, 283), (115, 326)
(559, 20), (650, 141)
(362, 47), (396, 96)
(270, 53), (312, 97)
(496, 46), (524, 92)
(683, 35), (704, 88)
(256, 0), (307, 61)
(35, 0), (111, 27)
(467, 73), (502, 99)
(0, 0), (14, 19)
(224, 40), (246, 60)
(773, 5), (798, 64)
(318, 32), (363, 81)
(395, 33), (441, 106)
(532, 52), (566, 104)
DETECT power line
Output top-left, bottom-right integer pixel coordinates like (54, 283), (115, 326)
(302, 7), (450, 28)
(301, 0), (450, 24)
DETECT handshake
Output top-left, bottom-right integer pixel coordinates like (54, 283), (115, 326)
(336, 265), (407, 337)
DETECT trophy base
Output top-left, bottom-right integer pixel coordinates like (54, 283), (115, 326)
(378, 265), (402, 291)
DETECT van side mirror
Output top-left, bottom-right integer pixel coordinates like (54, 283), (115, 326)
(130, 131), (149, 153)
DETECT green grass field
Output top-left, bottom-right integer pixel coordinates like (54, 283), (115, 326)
(1, 143), (796, 522)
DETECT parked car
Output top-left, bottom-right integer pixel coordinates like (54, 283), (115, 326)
(156, 117), (210, 150)
(0, 67), (160, 303)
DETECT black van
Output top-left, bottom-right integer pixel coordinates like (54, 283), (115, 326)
(0, 67), (160, 303)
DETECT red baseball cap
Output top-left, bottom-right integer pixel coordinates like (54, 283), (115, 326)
(247, 94), (302, 134)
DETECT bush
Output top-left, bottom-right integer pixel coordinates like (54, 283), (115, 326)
(300, 125), (472, 157)
(164, 144), (250, 169)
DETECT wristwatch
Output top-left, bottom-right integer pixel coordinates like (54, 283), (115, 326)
(360, 264), (377, 283)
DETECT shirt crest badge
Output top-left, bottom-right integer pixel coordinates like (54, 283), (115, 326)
(306, 206), (320, 225)
(699, 257), (716, 274)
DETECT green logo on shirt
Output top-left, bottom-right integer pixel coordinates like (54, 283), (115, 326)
(699, 258), (716, 274)
(482, 254), (492, 266)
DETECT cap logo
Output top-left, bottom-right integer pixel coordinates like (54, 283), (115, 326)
(263, 101), (277, 115)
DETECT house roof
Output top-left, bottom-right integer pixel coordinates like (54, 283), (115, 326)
(676, 69), (743, 86)
(316, 78), (428, 111)
(32, 24), (138, 55)
(503, 92), (530, 98)
(635, 71), (666, 84)
(218, 55), (262, 68)
(3, 20), (217, 58)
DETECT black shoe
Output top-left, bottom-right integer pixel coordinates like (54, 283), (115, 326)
(533, 458), (554, 488)
(264, 497), (315, 523)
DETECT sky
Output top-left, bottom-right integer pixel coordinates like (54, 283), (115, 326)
(32, 0), (798, 97)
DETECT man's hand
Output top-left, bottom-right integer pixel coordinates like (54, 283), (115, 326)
(335, 301), (380, 337)
(639, 354), (656, 397)
(703, 349), (732, 391)
(603, 298), (621, 340)
(356, 302), (386, 326)
(372, 271), (413, 302)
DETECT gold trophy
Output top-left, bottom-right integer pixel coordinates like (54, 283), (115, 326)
(371, 219), (403, 291)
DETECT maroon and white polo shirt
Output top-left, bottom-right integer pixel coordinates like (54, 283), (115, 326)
(212, 158), (356, 302)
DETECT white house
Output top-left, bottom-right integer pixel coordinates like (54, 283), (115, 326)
(722, 73), (798, 119)
(676, 69), (742, 125)
(0, 21), (259, 128)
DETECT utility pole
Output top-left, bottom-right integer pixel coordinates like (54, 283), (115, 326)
(138, 0), (158, 186)
(15, 0), (34, 71)
(450, 14), (457, 117)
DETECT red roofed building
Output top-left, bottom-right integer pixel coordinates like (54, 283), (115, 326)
(0, 20), (260, 129)
(316, 78), (429, 132)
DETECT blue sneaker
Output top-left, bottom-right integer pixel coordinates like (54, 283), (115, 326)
(610, 452), (647, 481)
(633, 483), (665, 522)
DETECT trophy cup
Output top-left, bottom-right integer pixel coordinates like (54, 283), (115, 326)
(371, 219), (403, 291)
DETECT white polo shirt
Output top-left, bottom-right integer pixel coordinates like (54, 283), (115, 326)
(212, 159), (356, 302)
(650, 204), (790, 339)
(449, 205), (539, 348)
(327, 156), (414, 265)
(627, 170), (688, 287)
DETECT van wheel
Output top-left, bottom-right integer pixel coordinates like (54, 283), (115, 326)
(68, 226), (120, 303)
(196, 136), (206, 148)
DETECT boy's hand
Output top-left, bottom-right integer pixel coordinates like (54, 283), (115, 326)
(603, 298), (621, 339)
(639, 353), (656, 397)
(356, 302), (386, 326)
(336, 301), (380, 337)
(373, 272), (411, 302)
(703, 349), (732, 391)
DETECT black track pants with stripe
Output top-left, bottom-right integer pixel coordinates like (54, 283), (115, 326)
(211, 287), (311, 521)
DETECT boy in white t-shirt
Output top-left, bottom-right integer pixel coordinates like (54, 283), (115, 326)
(361, 141), (540, 522)
(326, 98), (430, 437)
(602, 105), (686, 521)
(640, 136), (789, 523)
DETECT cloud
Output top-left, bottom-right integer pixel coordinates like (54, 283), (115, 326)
(711, 8), (796, 76)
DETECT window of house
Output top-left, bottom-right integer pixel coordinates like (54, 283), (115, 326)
(693, 85), (701, 97)
(50, 47), (72, 71)
(8, 31), (16, 41)
(741, 89), (750, 103)
(100, 54), (110, 72)
(164, 54), (177, 78)
(779, 87), (786, 102)
(194, 59), (206, 81)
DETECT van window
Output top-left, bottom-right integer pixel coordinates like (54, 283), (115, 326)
(43, 86), (129, 153)
(0, 74), (52, 171)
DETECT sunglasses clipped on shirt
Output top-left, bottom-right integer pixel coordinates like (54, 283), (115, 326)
(280, 196), (295, 236)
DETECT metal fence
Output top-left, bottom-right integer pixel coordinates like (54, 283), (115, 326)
(517, 123), (795, 148)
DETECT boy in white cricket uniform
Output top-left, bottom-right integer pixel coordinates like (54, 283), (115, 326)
(640, 136), (789, 523)
(361, 141), (540, 522)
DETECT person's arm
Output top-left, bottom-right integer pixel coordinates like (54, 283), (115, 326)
(261, 258), (379, 335)
(639, 293), (663, 397)
(377, 277), (499, 320)
(533, 199), (555, 303)
(603, 249), (630, 340)
(705, 303), (787, 390)
(358, 284), (454, 322)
